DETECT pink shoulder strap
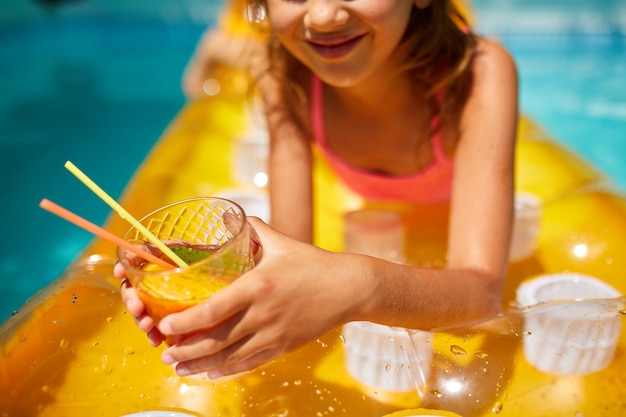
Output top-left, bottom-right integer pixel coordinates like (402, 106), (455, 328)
(430, 115), (448, 163)
(429, 89), (449, 163)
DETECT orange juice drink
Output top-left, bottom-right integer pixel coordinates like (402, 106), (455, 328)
(117, 197), (254, 331)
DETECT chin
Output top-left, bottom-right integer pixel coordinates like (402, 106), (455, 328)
(313, 68), (372, 88)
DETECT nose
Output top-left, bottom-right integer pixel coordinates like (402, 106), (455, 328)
(304, 0), (349, 30)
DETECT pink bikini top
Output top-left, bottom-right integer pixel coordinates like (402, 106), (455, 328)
(311, 76), (454, 203)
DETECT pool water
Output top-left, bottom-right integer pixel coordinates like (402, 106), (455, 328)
(511, 35), (625, 177)
(0, 15), (208, 319)
(474, 0), (626, 190)
(0, 2), (625, 320)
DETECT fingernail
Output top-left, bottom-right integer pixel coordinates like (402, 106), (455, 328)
(162, 353), (175, 365)
(147, 330), (161, 347)
(207, 370), (223, 380)
(176, 364), (190, 376)
(159, 320), (172, 334)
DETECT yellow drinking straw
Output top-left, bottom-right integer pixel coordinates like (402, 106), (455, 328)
(64, 160), (188, 268)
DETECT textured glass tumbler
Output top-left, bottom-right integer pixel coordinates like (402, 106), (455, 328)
(117, 197), (254, 326)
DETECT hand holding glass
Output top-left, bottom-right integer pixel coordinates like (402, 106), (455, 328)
(117, 197), (254, 340)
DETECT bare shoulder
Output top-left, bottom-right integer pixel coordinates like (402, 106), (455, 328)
(471, 37), (518, 88)
(457, 37), (519, 147)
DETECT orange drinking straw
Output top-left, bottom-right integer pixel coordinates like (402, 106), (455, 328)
(39, 198), (174, 270)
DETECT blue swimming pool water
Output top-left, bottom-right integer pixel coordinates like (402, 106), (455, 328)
(0, 13), (209, 319)
(0, 1), (625, 320)
(474, 0), (626, 190)
(503, 34), (626, 184)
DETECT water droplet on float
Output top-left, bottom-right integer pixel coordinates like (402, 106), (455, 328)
(106, 317), (114, 323)
(11, 310), (20, 317)
(492, 401), (503, 414)
(450, 345), (467, 356)
(430, 389), (443, 398)
(202, 78), (221, 96)
(385, 364), (392, 373)
(59, 338), (69, 349)
(475, 351), (488, 359)
(124, 346), (135, 354)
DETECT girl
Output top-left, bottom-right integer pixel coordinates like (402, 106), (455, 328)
(119, 0), (518, 379)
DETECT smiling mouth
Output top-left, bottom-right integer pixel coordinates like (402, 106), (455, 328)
(307, 34), (366, 60)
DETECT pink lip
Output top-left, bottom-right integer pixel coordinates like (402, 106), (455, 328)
(306, 34), (366, 60)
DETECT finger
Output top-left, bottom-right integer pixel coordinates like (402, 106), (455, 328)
(147, 327), (166, 347)
(113, 262), (127, 279)
(246, 216), (270, 235)
(162, 301), (280, 376)
(246, 216), (288, 250)
(158, 301), (212, 336)
(165, 333), (253, 377)
(161, 308), (246, 362)
(134, 312), (157, 334)
(120, 283), (146, 318)
(208, 347), (279, 379)
(170, 334), (280, 379)
(158, 277), (256, 336)
(224, 212), (262, 263)
(247, 218), (263, 263)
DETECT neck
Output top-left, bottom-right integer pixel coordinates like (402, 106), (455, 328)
(327, 71), (423, 117)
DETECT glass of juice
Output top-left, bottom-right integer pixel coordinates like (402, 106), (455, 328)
(117, 197), (254, 337)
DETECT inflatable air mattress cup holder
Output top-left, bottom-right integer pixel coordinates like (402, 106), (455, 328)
(232, 108), (269, 189)
(509, 192), (542, 262)
(516, 273), (623, 376)
(342, 321), (433, 392)
(343, 209), (406, 264)
(342, 210), (434, 392)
